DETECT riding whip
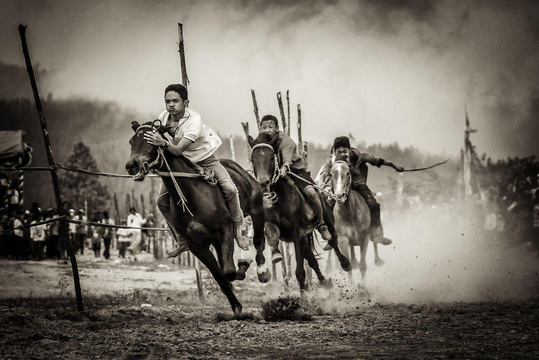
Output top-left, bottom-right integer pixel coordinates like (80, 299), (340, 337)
(402, 159), (449, 172)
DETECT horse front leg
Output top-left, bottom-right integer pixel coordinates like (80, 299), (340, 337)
(304, 237), (326, 285)
(218, 225), (237, 282)
(373, 242), (384, 267)
(188, 242), (242, 316)
(323, 206), (351, 272)
(359, 239), (368, 280)
(251, 211), (270, 283)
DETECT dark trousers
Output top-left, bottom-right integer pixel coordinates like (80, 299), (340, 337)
(118, 242), (130, 258)
(103, 237), (112, 259)
(353, 183), (381, 227)
(75, 233), (86, 254)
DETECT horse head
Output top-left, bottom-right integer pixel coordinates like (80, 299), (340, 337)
(330, 156), (351, 204)
(125, 120), (167, 181)
(248, 132), (280, 193)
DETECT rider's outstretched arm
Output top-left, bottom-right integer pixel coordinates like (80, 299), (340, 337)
(382, 160), (404, 172)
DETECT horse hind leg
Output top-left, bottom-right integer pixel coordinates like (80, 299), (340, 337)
(304, 240), (326, 285)
(293, 238), (307, 292)
(189, 243), (242, 315)
(218, 226), (237, 282)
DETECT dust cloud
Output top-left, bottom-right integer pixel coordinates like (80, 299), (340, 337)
(297, 203), (538, 312)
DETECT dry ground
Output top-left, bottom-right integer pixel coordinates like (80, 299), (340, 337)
(1, 248), (538, 359)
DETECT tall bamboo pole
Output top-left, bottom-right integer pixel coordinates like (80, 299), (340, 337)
(178, 23), (204, 302)
(277, 92), (287, 134)
(286, 90), (291, 136)
(18, 24), (83, 312)
(297, 104), (303, 156)
(241, 122), (252, 165)
(250, 89), (261, 129)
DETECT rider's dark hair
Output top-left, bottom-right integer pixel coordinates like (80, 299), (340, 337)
(260, 115), (279, 127)
(164, 84), (188, 101)
(332, 136), (351, 151)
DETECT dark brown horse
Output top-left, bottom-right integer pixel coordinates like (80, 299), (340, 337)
(248, 133), (351, 291)
(126, 121), (270, 315)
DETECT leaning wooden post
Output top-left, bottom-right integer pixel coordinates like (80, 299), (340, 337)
(18, 24), (83, 312)
(250, 89), (261, 128)
(178, 23), (204, 302)
(241, 122), (252, 167)
(277, 92), (287, 134)
(297, 104), (303, 156)
(286, 90), (291, 136)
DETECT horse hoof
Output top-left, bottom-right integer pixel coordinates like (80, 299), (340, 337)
(257, 267), (271, 283)
(224, 270), (237, 282)
(272, 252), (283, 264)
(238, 258), (253, 269)
(340, 258), (352, 272)
(375, 258), (385, 267)
(233, 305), (243, 318)
(236, 271), (246, 281)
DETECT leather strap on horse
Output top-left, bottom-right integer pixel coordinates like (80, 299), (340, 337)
(286, 171), (341, 201)
(157, 147), (193, 216)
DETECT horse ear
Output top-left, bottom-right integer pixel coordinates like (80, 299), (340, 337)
(131, 121), (141, 132)
(247, 135), (256, 148)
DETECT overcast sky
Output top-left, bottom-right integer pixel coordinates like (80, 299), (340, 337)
(2, 0), (538, 159)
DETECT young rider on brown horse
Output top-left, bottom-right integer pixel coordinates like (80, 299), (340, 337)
(258, 115), (333, 241)
(143, 84), (249, 253)
(318, 136), (404, 245)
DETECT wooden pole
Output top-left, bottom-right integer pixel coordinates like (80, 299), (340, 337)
(250, 89), (261, 129)
(126, 193), (130, 215)
(178, 23), (204, 303)
(177, 23), (189, 88)
(229, 135), (236, 162)
(113, 193), (120, 223)
(297, 104), (303, 156)
(277, 92), (287, 134)
(18, 24), (83, 312)
(241, 122), (252, 166)
(286, 90), (291, 136)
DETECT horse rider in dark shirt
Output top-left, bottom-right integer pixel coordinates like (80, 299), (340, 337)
(258, 114), (333, 241)
(318, 136), (404, 245)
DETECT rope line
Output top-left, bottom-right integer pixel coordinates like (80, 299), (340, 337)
(0, 164), (158, 178)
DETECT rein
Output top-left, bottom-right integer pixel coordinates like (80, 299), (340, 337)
(133, 124), (195, 216)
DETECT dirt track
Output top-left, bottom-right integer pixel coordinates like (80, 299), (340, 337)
(1, 250), (538, 360)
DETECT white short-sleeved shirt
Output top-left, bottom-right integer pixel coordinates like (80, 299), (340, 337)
(158, 108), (222, 163)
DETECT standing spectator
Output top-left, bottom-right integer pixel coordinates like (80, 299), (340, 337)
(67, 209), (76, 250)
(74, 209), (87, 255)
(100, 211), (115, 260)
(30, 211), (46, 260)
(90, 215), (103, 259)
(0, 212), (11, 258)
(12, 210), (24, 260)
(116, 220), (132, 258)
(127, 207), (146, 255)
(21, 210), (32, 260)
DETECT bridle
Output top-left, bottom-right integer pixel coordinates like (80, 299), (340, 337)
(251, 143), (280, 205)
(331, 160), (351, 203)
(251, 143), (280, 185)
(134, 123), (165, 176)
(132, 120), (193, 215)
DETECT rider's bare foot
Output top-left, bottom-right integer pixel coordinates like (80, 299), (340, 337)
(317, 224), (332, 241)
(371, 226), (392, 246)
(234, 226), (250, 251)
(166, 241), (189, 258)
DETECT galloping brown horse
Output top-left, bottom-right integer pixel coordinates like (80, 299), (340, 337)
(329, 159), (385, 280)
(125, 120), (270, 315)
(248, 133), (351, 291)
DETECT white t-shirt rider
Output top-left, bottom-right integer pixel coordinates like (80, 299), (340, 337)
(158, 108), (222, 163)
